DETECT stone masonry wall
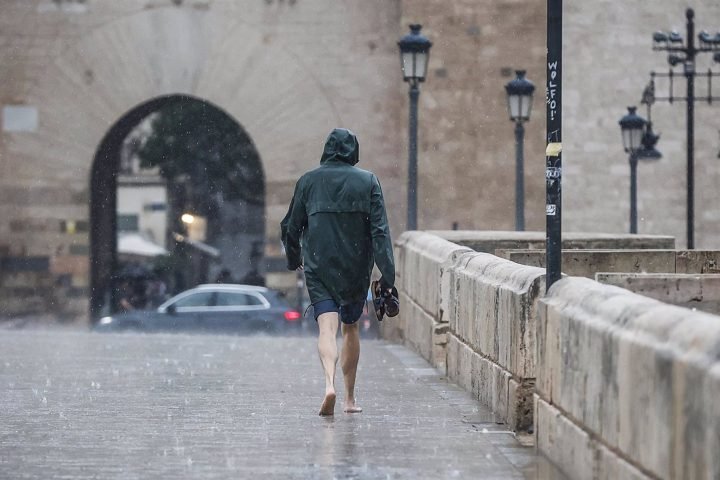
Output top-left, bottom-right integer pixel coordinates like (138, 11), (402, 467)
(402, 0), (720, 247)
(596, 273), (720, 315)
(386, 230), (720, 477)
(432, 230), (676, 253)
(0, 0), (404, 319)
(496, 249), (720, 278)
(446, 251), (545, 432)
(384, 230), (685, 433)
(381, 231), (472, 370)
(383, 231), (545, 432)
(537, 277), (720, 479)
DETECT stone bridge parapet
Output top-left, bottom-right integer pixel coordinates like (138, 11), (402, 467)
(383, 230), (720, 479)
(537, 277), (720, 479)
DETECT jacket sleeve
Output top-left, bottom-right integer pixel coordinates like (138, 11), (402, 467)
(280, 179), (307, 270)
(369, 174), (395, 288)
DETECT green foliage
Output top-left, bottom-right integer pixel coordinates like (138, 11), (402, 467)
(137, 99), (264, 205)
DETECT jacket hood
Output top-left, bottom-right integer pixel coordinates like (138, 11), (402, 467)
(320, 128), (359, 166)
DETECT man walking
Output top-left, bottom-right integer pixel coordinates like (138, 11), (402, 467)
(281, 128), (395, 416)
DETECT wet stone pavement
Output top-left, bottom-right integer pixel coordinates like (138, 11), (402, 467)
(0, 328), (564, 479)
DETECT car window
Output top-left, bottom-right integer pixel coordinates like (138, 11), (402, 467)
(262, 290), (291, 307)
(215, 292), (263, 307)
(172, 292), (214, 308)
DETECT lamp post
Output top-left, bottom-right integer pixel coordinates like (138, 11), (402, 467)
(619, 107), (647, 234)
(398, 24), (432, 231)
(618, 106), (662, 234)
(505, 70), (535, 231)
(650, 8), (720, 248)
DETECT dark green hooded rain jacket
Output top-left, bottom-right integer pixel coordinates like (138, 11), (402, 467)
(281, 128), (395, 306)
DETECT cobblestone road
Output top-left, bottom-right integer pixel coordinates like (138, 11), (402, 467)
(0, 328), (562, 479)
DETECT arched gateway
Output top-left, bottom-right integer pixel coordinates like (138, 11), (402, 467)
(0, 3), (402, 321)
(90, 95), (265, 319)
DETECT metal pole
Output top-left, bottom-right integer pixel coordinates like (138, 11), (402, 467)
(685, 8), (696, 249)
(408, 82), (420, 231)
(629, 152), (638, 234)
(546, 0), (563, 290)
(515, 121), (525, 231)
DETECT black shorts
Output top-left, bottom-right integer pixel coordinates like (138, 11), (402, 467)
(313, 299), (365, 325)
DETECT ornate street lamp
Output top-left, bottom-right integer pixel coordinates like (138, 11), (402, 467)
(619, 106), (649, 234)
(505, 70), (535, 231)
(651, 8), (720, 248)
(398, 24), (432, 231)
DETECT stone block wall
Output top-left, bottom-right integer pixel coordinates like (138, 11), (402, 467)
(537, 277), (720, 480)
(0, 0), (405, 321)
(382, 231), (472, 370)
(497, 249), (720, 278)
(446, 251), (545, 432)
(384, 230), (720, 477)
(383, 231), (545, 431)
(431, 231), (676, 253)
(596, 273), (720, 315)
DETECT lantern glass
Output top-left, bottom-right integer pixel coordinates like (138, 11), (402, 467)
(507, 94), (521, 120)
(520, 92), (533, 120)
(507, 93), (533, 121)
(622, 127), (644, 152)
(619, 106), (647, 153)
(414, 51), (428, 81)
(401, 52), (415, 80)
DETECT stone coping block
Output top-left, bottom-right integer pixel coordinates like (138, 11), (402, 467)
(596, 273), (720, 315)
(395, 232), (472, 321)
(430, 231), (675, 253)
(448, 251), (545, 379)
(538, 276), (720, 479)
(500, 249), (720, 278)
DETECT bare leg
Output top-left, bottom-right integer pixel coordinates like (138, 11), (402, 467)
(317, 312), (339, 416)
(341, 322), (362, 413)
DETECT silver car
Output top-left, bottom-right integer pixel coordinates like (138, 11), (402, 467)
(94, 284), (303, 335)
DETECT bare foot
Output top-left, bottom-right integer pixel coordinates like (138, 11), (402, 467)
(319, 391), (336, 416)
(343, 401), (363, 413)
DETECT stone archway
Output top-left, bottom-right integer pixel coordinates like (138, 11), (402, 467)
(89, 95), (265, 319)
(5, 6), (347, 321)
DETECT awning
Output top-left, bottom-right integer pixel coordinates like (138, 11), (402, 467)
(117, 233), (168, 257)
(172, 232), (220, 258)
